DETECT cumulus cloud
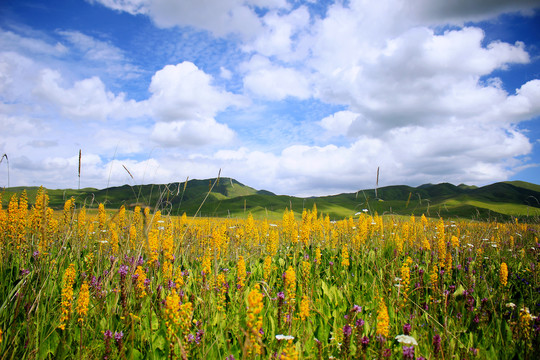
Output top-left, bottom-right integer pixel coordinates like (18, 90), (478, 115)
(89, 0), (289, 38)
(2, 0), (540, 194)
(151, 118), (235, 147)
(241, 55), (311, 100)
(148, 62), (244, 121)
(33, 69), (144, 121)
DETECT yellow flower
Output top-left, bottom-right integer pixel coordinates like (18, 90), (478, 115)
(77, 281), (90, 325)
(134, 266), (147, 298)
(299, 295), (310, 321)
(281, 339), (298, 360)
(246, 285), (264, 356)
(500, 262), (508, 287)
(341, 246), (350, 267)
(59, 264), (77, 330)
(263, 256), (272, 282)
(164, 288), (181, 337)
(376, 300), (390, 338)
(284, 266), (296, 304)
(237, 256), (246, 289)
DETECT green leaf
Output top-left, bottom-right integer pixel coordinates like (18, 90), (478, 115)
(453, 284), (465, 297)
(38, 330), (60, 360)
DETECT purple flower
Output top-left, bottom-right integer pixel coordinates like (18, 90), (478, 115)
(433, 334), (441, 354)
(168, 279), (176, 289)
(361, 336), (370, 349)
(114, 331), (124, 352)
(137, 256), (144, 266)
(403, 345), (415, 360)
(352, 304), (362, 313)
(382, 348), (391, 358)
(114, 331), (124, 342)
(118, 265), (129, 279)
(277, 292), (285, 300)
(403, 323), (412, 335)
(144, 278), (151, 287)
(195, 329), (204, 344)
(356, 318), (365, 328)
(342, 324), (353, 357)
(33, 251), (39, 259)
(469, 347), (478, 356)
(20, 269), (30, 276)
(343, 324), (353, 337)
(104, 330), (113, 359)
(187, 334), (195, 343)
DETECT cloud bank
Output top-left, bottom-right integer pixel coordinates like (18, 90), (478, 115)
(1, 0), (539, 196)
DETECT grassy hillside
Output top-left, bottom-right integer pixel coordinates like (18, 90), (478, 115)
(2, 178), (539, 221)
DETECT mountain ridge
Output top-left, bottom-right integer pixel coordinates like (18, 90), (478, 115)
(1, 178), (539, 220)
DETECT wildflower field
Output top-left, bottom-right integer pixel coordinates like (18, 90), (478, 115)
(1, 187), (539, 359)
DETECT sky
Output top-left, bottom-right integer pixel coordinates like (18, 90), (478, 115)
(1, 0), (540, 197)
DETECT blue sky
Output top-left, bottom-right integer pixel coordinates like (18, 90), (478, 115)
(1, 0), (539, 196)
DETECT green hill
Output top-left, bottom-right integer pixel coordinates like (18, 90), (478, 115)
(2, 179), (539, 221)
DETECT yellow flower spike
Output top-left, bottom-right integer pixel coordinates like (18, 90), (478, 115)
(246, 284), (264, 356)
(237, 255), (246, 289)
(299, 295), (310, 321)
(500, 262), (508, 287)
(376, 300), (390, 338)
(59, 264), (77, 330)
(77, 281), (90, 325)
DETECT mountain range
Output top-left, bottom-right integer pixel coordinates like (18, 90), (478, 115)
(2, 179), (540, 220)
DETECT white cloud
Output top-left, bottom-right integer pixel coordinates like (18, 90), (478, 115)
(220, 66), (233, 80)
(243, 6), (310, 59)
(87, 0), (150, 15)
(319, 111), (359, 137)
(0, 29), (68, 57)
(57, 30), (124, 62)
(148, 62), (245, 121)
(151, 118), (235, 147)
(90, 0), (287, 38)
(33, 69), (144, 121)
(409, 0), (540, 24)
(2, 0), (540, 194)
(242, 55), (311, 100)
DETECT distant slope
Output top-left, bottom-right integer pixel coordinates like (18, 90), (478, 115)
(2, 179), (539, 220)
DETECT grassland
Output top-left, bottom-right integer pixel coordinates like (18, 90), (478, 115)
(1, 178), (539, 221)
(0, 187), (539, 359)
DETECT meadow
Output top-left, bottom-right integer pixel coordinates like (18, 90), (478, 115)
(0, 187), (539, 359)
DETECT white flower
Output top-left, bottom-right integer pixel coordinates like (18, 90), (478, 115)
(275, 335), (294, 341)
(505, 302), (515, 309)
(395, 335), (418, 346)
